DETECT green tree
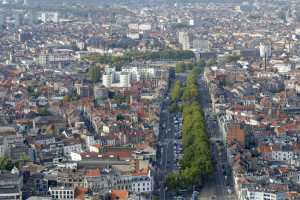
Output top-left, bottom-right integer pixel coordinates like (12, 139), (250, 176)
(175, 70), (213, 189)
(20, 153), (31, 162)
(175, 62), (186, 73)
(196, 60), (206, 68)
(116, 114), (125, 121)
(37, 107), (51, 116)
(207, 59), (217, 67)
(170, 80), (182, 103)
(224, 54), (240, 63)
(166, 172), (181, 190)
(0, 156), (13, 170)
(86, 50), (195, 67)
(63, 95), (71, 102)
(182, 71), (199, 102)
(88, 66), (102, 83)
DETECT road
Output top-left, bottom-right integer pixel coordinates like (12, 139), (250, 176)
(155, 97), (177, 200)
(155, 73), (187, 200)
(197, 75), (236, 200)
(155, 73), (236, 200)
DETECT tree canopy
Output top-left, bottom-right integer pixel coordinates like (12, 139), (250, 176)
(166, 70), (213, 190)
(224, 54), (240, 63)
(182, 71), (199, 102)
(86, 50), (195, 65)
(88, 65), (102, 83)
(170, 80), (182, 103)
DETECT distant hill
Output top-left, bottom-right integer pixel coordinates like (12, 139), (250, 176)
(31, 0), (244, 4)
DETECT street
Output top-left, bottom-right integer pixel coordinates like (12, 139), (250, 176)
(155, 97), (177, 200)
(197, 75), (236, 200)
(154, 73), (236, 200)
(155, 73), (187, 200)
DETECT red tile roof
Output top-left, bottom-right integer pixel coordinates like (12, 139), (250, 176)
(85, 168), (101, 177)
(111, 190), (128, 200)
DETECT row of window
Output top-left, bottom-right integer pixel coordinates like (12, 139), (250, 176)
(51, 190), (73, 195)
(133, 182), (151, 186)
(135, 187), (150, 192)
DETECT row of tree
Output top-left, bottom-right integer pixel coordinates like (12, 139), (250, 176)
(175, 60), (206, 74)
(86, 50), (195, 64)
(86, 50), (196, 84)
(170, 67), (200, 105)
(166, 70), (213, 190)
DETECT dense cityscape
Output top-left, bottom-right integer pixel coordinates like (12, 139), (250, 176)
(0, 0), (299, 200)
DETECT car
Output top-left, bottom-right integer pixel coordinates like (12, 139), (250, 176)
(227, 188), (232, 194)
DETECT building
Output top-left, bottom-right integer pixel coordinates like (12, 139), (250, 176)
(226, 123), (246, 147)
(102, 74), (112, 88)
(0, 170), (23, 200)
(178, 31), (190, 50)
(37, 51), (74, 66)
(131, 175), (153, 194)
(259, 41), (272, 59)
(74, 83), (90, 98)
(192, 39), (211, 51)
(94, 84), (108, 100)
(40, 12), (59, 23)
(240, 186), (287, 200)
(83, 175), (111, 193)
(119, 72), (130, 88)
(63, 141), (82, 156)
(48, 186), (74, 200)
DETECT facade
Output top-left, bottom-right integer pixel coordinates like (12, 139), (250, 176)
(94, 84), (108, 100)
(84, 175), (111, 193)
(63, 143), (82, 156)
(102, 74), (112, 88)
(40, 12), (59, 23)
(131, 175), (153, 194)
(259, 41), (272, 58)
(0, 170), (23, 200)
(178, 31), (190, 50)
(119, 73), (130, 88)
(49, 187), (74, 200)
(242, 188), (287, 200)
